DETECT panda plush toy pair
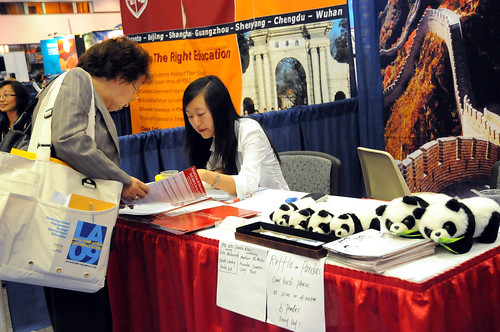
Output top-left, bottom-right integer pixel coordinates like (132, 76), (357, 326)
(414, 196), (500, 254)
(307, 207), (380, 238)
(377, 193), (500, 254)
(269, 193), (327, 229)
(376, 193), (451, 238)
(269, 194), (381, 238)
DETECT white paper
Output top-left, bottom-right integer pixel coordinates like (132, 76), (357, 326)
(266, 249), (326, 332)
(50, 190), (69, 206)
(216, 216), (248, 231)
(216, 241), (268, 321)
(205, 188), (237, 202)
(206, 187), (269, 203)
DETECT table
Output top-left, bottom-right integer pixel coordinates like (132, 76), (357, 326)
(107, 190), (500, 332)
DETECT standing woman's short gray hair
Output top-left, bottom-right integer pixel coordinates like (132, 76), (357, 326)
(77, 36), (153, 83)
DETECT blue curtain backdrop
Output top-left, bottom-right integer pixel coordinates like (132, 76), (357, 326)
(110, 105), (133, 136)
(351, 0), (385, 150)
(118, 99), (363, 197)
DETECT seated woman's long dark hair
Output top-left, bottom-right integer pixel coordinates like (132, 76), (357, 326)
(183, 75), (280, 175)
(183, 76), (240, 175)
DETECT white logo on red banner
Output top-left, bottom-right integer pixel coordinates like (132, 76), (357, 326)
(126, 0), (147, 19)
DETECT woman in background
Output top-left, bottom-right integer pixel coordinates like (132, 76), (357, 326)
(0, 80), (30, 151)
(183, 75), (289, 197)
(31, 36), (152, 332)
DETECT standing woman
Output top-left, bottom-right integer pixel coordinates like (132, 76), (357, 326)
(31, 37), (152, 332)
(0, 80), (30, 151)
(183, 75), (289, 197)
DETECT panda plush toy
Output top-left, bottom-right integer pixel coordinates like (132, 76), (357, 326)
(270, 202), (302, 226)
(414, 196), (500, 254)
(287, 207), (314, 230)
(329, 209), (380, 238)
(307, 208), (334, 235)
(305, 201), (348, 235)
(376, 194), (450, 237)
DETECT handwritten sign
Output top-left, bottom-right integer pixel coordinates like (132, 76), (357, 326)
(217, 241), (326, 331)
(266, 249), (326, 332)
(217, 241), (267, 321)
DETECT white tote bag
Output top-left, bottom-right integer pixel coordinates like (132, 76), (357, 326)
(0, 71), (122, 293)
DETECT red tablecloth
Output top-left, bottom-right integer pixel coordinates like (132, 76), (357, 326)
(108, 218), (500, 332)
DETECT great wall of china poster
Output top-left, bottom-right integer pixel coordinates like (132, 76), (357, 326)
(378, 0), (500, 194)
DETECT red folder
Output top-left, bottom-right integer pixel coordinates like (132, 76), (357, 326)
(150, 205), (259, 235)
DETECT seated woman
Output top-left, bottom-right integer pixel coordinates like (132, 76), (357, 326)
(183, 75), (289, 197)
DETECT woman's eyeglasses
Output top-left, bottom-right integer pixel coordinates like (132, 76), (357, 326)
(0, 93), (16, 99)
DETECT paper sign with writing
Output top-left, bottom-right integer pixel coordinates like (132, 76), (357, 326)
(216, 241), (267, 321)
(266, 249), (326, 332)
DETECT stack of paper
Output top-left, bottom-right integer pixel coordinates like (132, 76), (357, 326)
(323, 229), (436, 273)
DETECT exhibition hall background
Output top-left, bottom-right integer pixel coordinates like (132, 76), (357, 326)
(13, 1), (492, 331)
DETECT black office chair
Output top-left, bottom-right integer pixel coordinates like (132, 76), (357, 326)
(278, 151), (341, 195)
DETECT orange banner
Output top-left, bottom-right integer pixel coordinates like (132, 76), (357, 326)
(132, 36), (242, 132)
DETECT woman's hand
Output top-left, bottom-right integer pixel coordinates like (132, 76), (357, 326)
(197, 168), (237, 195)
(121, 176), (150, 201)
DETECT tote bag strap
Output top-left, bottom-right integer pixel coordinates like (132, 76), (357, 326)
(28, 70), (95, 160)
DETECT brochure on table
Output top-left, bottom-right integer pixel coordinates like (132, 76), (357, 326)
(119, 197), (213, 216)
(217, 240), (326, 332)
(118, 168), (260, 217)
(119, 167), (207, 215)
(119, 191), (231, 216)
(122, 166), (206, 206)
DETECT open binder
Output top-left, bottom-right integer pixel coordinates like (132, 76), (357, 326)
(323, 229), (436, 273)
